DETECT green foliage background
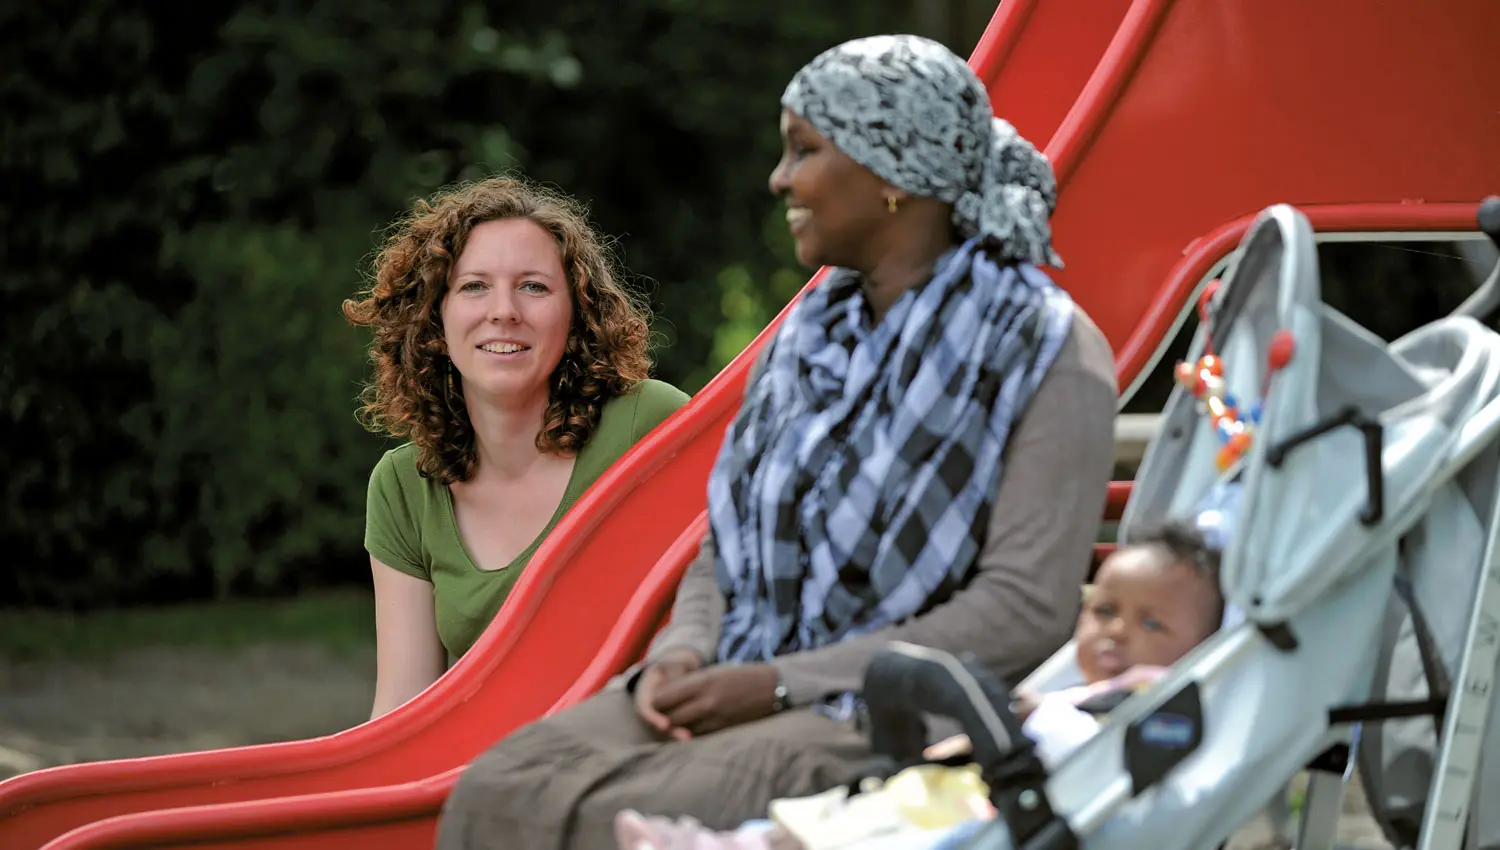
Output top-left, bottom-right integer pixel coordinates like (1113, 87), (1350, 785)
(0, 0), (909, 606)
(3, 1), (1486, 608)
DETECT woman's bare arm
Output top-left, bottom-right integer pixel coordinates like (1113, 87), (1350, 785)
(368, 557), (448, 720)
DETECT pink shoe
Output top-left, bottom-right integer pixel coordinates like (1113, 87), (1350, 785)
(615, 810), (691, 850)
(613, 810), (783, 850)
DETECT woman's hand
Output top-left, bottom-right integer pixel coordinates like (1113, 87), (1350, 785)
(650, 663), (781, 738)
(633, 649), (704, 738)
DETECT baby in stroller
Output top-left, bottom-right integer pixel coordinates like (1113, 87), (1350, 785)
(614, 517), (1230, 850)
(925, 518), (1225, 770)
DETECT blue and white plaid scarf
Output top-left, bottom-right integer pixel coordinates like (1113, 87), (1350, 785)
(708, 239), (1074, 713)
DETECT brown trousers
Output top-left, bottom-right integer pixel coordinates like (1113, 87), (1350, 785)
(434, 689), (870, 850)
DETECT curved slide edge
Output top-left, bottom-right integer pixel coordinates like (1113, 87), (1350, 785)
(35, 491), (1135, 850)
(0, 0), (1133, 845)
(1037, 0), (1500, 391)
(968, 0), (1132, 147)
(36, 513), (713, 850)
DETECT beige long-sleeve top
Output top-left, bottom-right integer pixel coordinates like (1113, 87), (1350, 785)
(619, 308), (1118, 705)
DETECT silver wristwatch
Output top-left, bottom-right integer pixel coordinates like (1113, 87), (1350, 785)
(771, 679), (791, 713)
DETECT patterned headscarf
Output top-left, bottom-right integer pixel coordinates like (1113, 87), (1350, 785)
(781, 34), (1063, 268)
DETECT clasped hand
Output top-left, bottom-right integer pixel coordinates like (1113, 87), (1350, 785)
(633, 650), (781, 740)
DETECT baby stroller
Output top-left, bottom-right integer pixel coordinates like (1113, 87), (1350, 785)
(860, 200), (1500, 850)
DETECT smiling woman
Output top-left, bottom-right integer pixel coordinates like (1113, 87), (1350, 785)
(341, 176), (689, 720)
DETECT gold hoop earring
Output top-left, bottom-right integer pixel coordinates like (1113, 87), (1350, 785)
(887, 196), (899, 214)
(445, 359), (462, 404)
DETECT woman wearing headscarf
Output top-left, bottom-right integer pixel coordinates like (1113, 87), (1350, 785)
(435, 35), (1118, 850)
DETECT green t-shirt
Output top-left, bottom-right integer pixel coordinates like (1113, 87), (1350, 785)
(364, 378), (690, 659)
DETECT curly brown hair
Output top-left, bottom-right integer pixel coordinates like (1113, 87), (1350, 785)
(343, 175), (654, 485)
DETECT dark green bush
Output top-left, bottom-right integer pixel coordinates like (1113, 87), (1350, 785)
(1, 0), (903, 606)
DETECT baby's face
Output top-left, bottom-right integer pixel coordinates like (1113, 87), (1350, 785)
(1074, 545), (1221, 684)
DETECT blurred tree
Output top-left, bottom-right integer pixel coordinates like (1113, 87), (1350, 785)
(0, 0), (905, 606)
(8, 0), (1478, 606)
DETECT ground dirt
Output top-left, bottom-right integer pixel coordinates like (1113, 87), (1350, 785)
(0, 644), (374, 779)
(0, 644), (1394, 849)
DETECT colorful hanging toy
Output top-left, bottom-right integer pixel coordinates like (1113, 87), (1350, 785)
(1173, 280), (1298, 472)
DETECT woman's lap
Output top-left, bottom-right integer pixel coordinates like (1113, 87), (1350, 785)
(435, 688), (871, 850)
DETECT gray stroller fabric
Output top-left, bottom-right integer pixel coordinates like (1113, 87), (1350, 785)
(1357, 324), (1500, 850)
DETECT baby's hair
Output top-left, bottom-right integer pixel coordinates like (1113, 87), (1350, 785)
(1127, 519), (1222, 584)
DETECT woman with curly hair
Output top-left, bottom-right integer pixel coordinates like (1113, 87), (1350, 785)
(344, 175), (689, 719)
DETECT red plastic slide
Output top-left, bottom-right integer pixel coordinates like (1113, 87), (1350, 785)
(0, 3), (1134, 848)
(7, 0), (1498, 847)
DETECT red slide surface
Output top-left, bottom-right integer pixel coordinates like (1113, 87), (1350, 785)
(1039, 0), (1498, 387)
(6, 0), (1496, 847)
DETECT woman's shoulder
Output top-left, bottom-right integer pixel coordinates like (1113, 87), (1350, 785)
(1053, 306), (1117, 395)
(627, 377), (692, 406)
(609, 379), (690, 434)
(602, 378), (691, 442)
(573, 379), (690, 482)
(368, 442), (428, 494)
